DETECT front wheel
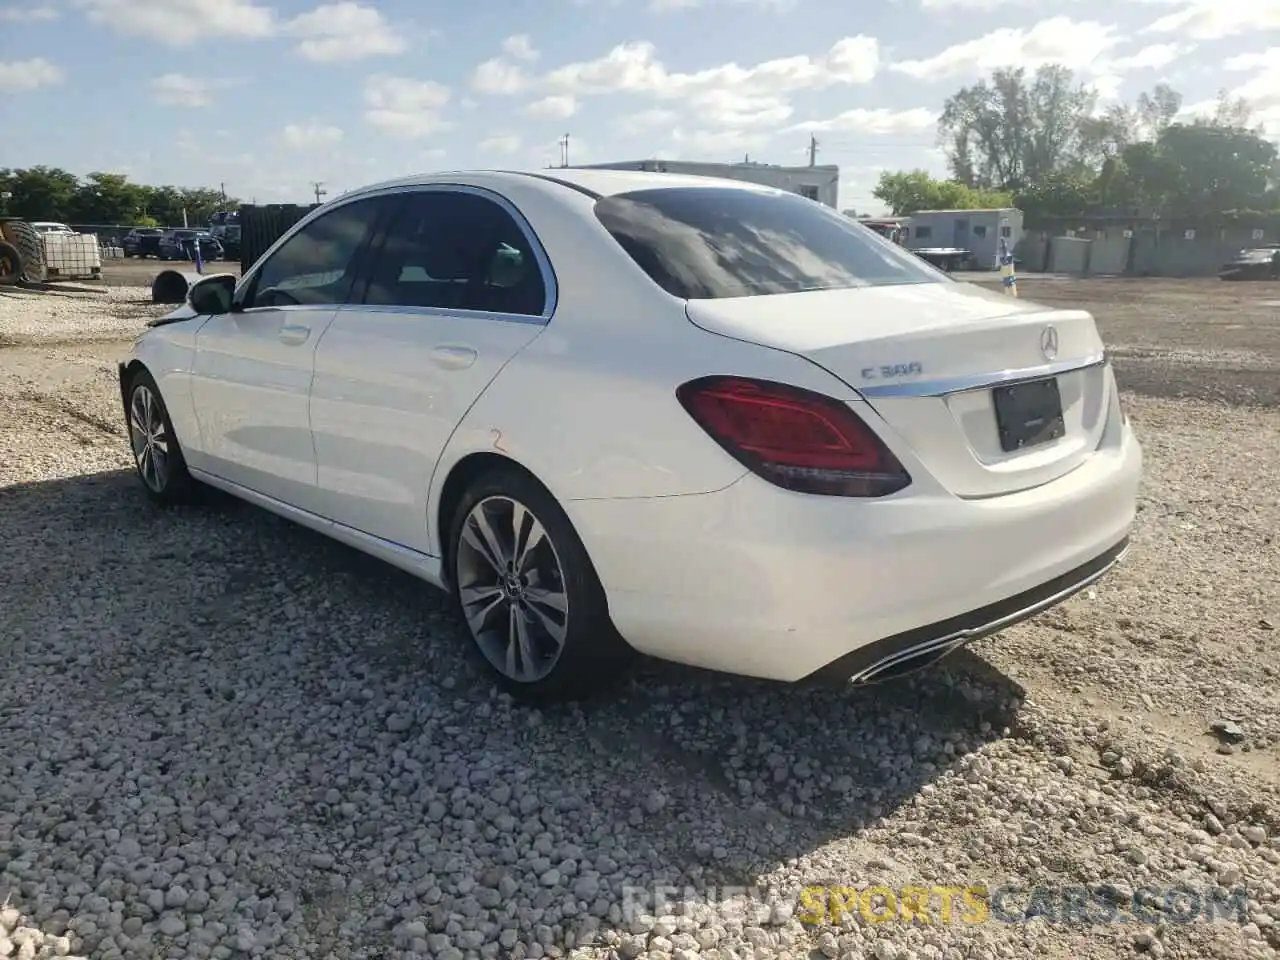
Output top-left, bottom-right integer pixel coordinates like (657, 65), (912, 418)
(448, 467), (633, 702)
(127, 370), (197, 505)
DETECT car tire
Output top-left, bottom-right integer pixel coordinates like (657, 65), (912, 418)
(447, 465), (634, 702)
(126, 368), (198, 506)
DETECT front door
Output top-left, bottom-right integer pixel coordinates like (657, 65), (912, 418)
(190, 195), (387, 511)
(308, 187), (552, 552)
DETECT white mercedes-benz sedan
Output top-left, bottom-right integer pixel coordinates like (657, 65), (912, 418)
(119, 169), (1142, 700)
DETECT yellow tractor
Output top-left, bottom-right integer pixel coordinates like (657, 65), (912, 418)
(0, 218), (47, 285)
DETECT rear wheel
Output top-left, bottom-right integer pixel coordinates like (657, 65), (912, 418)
(127, 369), (197, 505)
(448, 467), (633, 702)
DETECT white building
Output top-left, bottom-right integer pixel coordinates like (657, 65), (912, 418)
(568, 159), (841, 209)
(902, 207), (1024, 268)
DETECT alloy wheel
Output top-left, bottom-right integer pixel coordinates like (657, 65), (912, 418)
(456, 495), (569, 683)
(129, 385), (169, 493)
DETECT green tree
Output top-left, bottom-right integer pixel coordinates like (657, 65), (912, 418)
(0, 166), (80, 220)
(0, 167), (239, 225)
(939, 65), (1098, 191)
(872, 170), (1013, 216)
(71, 172), (147, 223)
(1013, 171), (1096, 221)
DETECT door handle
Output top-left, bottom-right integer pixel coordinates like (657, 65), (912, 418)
(429, 345), (478, 370)
(278, 324), (311, 345)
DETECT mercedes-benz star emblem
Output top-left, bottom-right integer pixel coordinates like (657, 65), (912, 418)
(1040, 325), (1059, 360)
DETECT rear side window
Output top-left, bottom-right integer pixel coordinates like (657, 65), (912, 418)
(359, 190), (547, 317)
(594, 187), (942, 299)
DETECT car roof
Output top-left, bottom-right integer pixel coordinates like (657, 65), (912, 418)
(340, 168), (782, 204)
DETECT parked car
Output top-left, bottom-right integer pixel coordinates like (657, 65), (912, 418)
(206, 211), (242, 260)
(159, 229), (223, 261)
(118, 169), (1142, 701)
(1219, 244), (1280, 281)
(123, 227), (165, 258)
(29, 221), (77, 236)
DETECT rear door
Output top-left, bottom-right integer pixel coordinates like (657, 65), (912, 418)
(308, 185), (551, 552)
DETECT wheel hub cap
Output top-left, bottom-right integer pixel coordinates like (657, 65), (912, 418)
(455, 495), (570, 683)
(128, 385), (169, 492)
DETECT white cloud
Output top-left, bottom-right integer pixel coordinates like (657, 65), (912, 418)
(524, 94), (578, 120)
(1108, 42), (1191, 72)
(1140, 0), (1280, 41)
(785, 107), (939, 135)
(647, 0), (797, 9)
(889, 17), (1118, 80)
(470, 57), (532, 95)
(363, 74), (452, 138)
(543, 34), (881, 99)
(149, 73), (235, 107)
(917, 0), (1017, 7)
(75, 0), (275, 44)
(1225, 48), (1279, 73)
(581, 0), (797, 9)
(613, 107), (680, 135)
(689, 89), (793, 128)
(0, 57), (64, 90)
(502, 34), (538, 60)
(1087, 74), (1125, 104)
(282, 121), (345, 149)
(480, 134), (522, 154)
(0, 3), (58, 20)
(668, 127), (773, 156)
(286, 2), (406, 61)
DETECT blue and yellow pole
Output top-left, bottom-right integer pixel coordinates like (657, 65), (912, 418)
(999, 236), (1017, 297)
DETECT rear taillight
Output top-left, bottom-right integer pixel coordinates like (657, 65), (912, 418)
(676, 376), (911, 497)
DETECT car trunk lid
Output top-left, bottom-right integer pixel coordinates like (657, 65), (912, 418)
(685, 281), (1111, 498)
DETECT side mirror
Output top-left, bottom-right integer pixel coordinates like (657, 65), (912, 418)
(188, 274), (236, 315)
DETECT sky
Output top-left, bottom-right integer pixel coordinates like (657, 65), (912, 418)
(1, 0), (1277, 215)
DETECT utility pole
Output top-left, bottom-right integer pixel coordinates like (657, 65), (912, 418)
(558, 133), (570, 168)
(311, 181), (327, 204)
(219, 182), (226, 206)
(808, 134), (818, 167)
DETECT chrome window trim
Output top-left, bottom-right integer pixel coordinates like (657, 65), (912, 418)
(332, 303), (547, 326)
(855, 352), (1108, 399)
(234, 181), (559, 326)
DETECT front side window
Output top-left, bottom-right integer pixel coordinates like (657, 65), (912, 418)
(244, 196), (385, 309)
(359, 190), (547, 317)
(593, 187), (942, 300)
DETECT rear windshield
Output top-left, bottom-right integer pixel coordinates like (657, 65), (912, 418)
(593, 187), (943, 299)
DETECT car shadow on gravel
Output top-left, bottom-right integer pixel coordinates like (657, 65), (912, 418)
(0, 469), (1027, 954)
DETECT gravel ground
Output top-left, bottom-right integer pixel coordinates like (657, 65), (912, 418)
(1, 279), (1277, 960)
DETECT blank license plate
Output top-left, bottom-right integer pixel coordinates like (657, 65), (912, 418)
(992, 377), (1065, 452)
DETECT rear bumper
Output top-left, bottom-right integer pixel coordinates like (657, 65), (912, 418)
(806, 535), (1128, 683)
(565, 421), (1142, 683)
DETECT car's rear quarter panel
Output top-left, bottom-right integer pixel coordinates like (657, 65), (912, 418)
(427, 176), (874, 552)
